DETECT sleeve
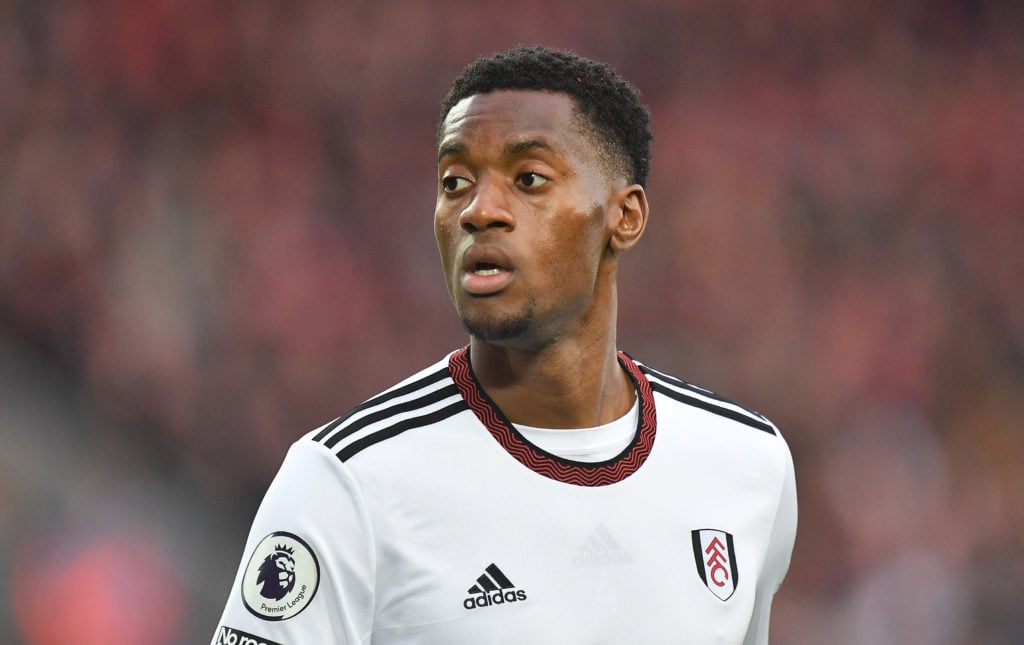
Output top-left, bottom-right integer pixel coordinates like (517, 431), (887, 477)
(743, 434), (798, 645)
(211, 437), (376, 645)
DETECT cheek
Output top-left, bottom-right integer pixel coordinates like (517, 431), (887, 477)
(540, 207), (606, 283)
(434, 214), (459, 293)
(434, 212), (454, 256)
(566, 204), (609, 256)
(433, 209), (446, 243)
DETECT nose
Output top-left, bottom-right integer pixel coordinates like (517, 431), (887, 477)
(459, 176), (515, 233)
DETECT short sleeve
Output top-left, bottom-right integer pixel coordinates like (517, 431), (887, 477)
(211, 438), (376, 645)
(743, 433), (798, 645)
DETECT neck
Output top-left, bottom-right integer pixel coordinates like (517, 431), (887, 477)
(468, 288), (634, 429)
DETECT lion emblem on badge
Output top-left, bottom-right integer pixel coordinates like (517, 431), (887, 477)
(257, 544), (296, 600)
(243, 531), (320, 621)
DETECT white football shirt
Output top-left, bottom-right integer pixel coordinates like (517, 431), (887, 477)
(212, 347), (797, 645)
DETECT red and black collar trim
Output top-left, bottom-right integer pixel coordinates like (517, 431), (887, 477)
(448, 346), (657, 486)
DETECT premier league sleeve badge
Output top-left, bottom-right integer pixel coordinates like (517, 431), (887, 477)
(242, 531), (321, 621)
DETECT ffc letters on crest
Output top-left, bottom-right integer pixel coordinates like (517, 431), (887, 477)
(691, 528), (739, 601)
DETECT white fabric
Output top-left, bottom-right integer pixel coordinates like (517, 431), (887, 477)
(212, 352), (797, 645)
(514, 398), (639, 463)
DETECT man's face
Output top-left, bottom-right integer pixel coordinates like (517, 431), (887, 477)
(434, 90), (621, 348)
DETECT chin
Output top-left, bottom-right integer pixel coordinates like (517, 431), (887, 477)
(461, 311), (534, 343)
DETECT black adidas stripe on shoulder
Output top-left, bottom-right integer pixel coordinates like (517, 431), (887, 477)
(323, 382), (460, 449)
(337, 400), (467, 462)
(637, 363), (776, 435)
(313, 366), (449, 444)
(312, 365), (468, 461)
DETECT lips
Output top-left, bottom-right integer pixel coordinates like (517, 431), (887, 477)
(460, 244), (515, 295)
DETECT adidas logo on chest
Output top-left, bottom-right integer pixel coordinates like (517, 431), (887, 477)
(462, 563), (527, 610)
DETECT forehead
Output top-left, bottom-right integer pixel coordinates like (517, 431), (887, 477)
(438, 90), (590, 159)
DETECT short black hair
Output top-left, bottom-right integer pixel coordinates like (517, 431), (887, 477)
(438, 45), (652, 187)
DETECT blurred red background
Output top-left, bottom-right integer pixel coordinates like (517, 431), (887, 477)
(1, 1), (1021, 642)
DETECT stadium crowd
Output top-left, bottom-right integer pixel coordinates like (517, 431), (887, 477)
(1, 1), (1021, 642)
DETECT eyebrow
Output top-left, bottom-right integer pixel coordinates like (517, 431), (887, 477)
(437, 142), (468, 163)
(503, 139), (555, 156)
(436, 138), (558, 164)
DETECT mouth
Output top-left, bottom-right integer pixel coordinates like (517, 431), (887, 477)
(461, 246), (514, 295)
(471, 262), (507, 276)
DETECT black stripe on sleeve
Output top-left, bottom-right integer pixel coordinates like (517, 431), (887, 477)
(337, 400), (468, 462)
(649, 382), (776, 435)
(638, 363), (770, 423)
(323, 384), (459, 449)
(312, 366), (450, 443)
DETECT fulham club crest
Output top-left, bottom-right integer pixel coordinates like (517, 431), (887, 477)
(691, 529), (739, 601)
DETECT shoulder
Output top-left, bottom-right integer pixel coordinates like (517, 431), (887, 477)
(301, 352), (469, 464)
(628, 355), (783, 440)
(629, 354), (797, 516)
(629, 355), (795, 497)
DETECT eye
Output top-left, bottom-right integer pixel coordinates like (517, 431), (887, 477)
(517, 172), (549, 189)
(442, 175), (472, 193)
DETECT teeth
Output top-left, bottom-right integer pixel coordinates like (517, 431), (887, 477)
(474, 267), (504, 276)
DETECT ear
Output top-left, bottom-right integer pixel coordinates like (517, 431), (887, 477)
(608, 184), (649, 254)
